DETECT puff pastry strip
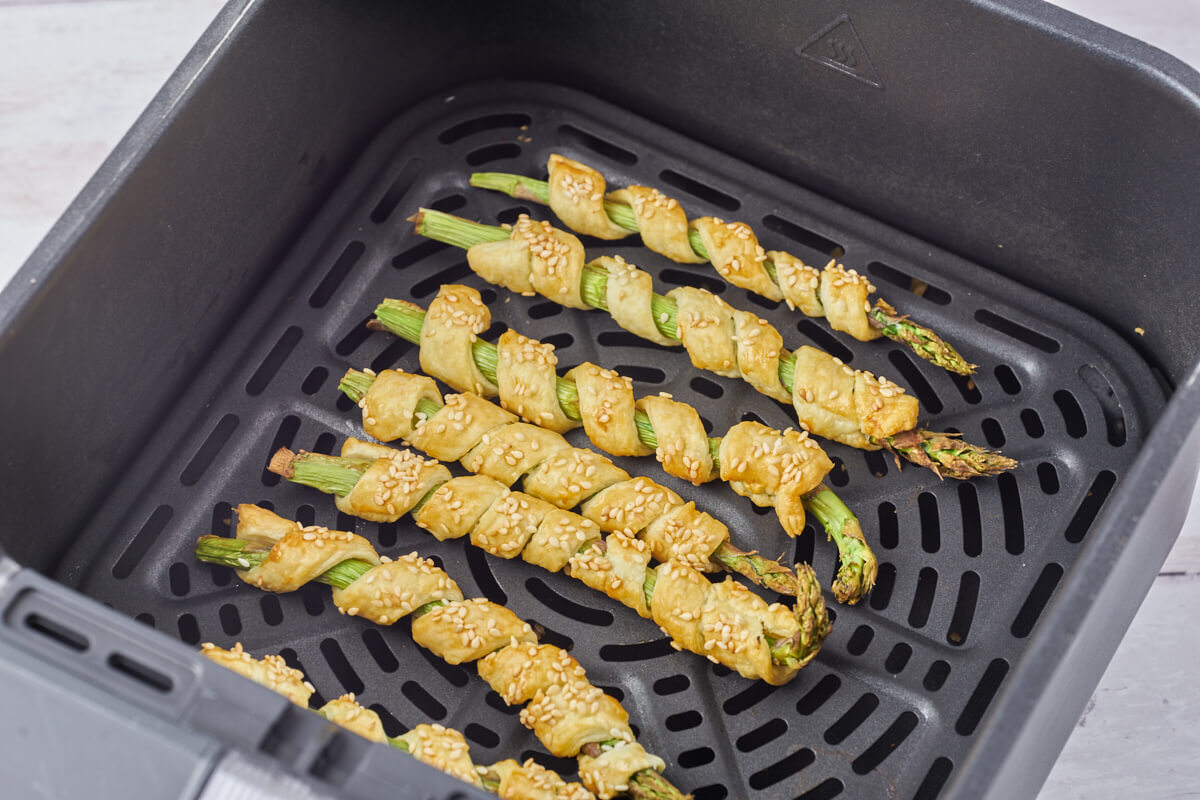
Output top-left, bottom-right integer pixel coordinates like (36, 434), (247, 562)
(202, 643), (593, 796)
(470, 154), (976, 375)
(342, 367), (831, 600)
(360, 297), (891, 604)
(275, 442), (829, 684)
(396, 284), (835, 490)
(405, 218), (1015, 478)
(431, 234), (918, 449)
(195, 506), (670, 799)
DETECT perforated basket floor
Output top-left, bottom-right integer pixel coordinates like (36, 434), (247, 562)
(57, 82), (1162, 800)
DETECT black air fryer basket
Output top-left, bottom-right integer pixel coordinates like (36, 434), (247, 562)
(3, 3), (1200, 799)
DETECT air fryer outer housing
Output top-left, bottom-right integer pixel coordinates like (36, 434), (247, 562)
(2, 2), (1199, 799)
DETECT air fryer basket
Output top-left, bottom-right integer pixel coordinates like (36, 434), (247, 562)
(48, 82), (1161, 799)
(3, 3), (1200, 800)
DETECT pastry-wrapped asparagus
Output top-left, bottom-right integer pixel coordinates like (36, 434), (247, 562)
(408, 210), (1014, 480)
(361, 283), (876, 602)
(202, 643), (593, 797)
(269, 437), (829, 679)
(471, 154), (974, 375)
(335, 356), (871, 604)
(195, 505), (683, 800)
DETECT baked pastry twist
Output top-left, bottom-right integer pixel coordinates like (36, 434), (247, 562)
(470, 155), (977, 376)
(202, 643), (593, 797)
(408, 216), (1016, 478)
(353, 365), (833, 569)
(201, 640), (315, 707)
(195, 506), (669, 799)
(547, 154), (880, 338)
(363, 292), (902, 604)
(394, 285), (837, 520)
(342, 363), (877, 602)
(276, 437), (828, 681)
(492, 758), (596, 800)
(459, 218), (919, 448)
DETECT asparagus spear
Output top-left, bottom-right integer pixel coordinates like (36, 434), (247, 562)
(409, 209), (1014, 482)
(339, 353), (872, 605)
(276, 445), (805, 599)
(195, 535), (689, 800)
(470, 171), (974, 376)
(270, 445), (829, 668)
(368, 297), (888, 600)
(202, 643), (505, 792)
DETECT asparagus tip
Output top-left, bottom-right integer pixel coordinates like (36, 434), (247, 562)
(884, 430), (1018, 480)
(870, 302), (977, 375)
(832, 556), (877, 605)
(267, 447), (299, 479)
(710, 542), (799, 597)
(789, 562), (832, 666)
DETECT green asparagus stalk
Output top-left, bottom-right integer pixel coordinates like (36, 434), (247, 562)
(366, 297), (888, 600)
(409, 209), (1014, 481)
(341, 346), (867, 605)
(271, 446), (829, 668)
(206, 643), (505, 791)
(195, 537), (688, 800)
(470, 171), (975, 376)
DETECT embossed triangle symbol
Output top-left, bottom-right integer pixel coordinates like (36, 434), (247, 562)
(798, 15), (882, 89)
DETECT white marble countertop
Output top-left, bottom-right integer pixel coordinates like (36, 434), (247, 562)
(1, 2), (1197, 798)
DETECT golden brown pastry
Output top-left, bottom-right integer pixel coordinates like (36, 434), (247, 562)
(498, 329), (576, 433)
(357, 370), (736, 563)
(418, 286), (496, 396)
(543, 154), (884, 342)
(607, 186), (705, 264)
(207, 506), (669, 797)
(396, 724), (483, 787)
(690, 217), (782, 302)
(319, 694), (388, 743)
(199, 642), (313, 707)
(491, 757), (596, 800)
(597, 254), (678, 346)
(315, 439), (816, 681)
(567, 362), (655, 458)
(466, 216), (589, 308)
(718, 421), (833, 537)
(201, 644), (594, 796)
(546, 154), (630, 240)
(414, 281), (915, 454)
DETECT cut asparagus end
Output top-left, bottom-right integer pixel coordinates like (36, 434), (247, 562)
(194, 535), (374, 590)
(711, 541), (800, 597)
(339, 369), (376, 405)
(411, 208), (509, 250)
(469, 171), (550, 205)
(273, 449), (372, 497)
(882, 429), (1018, 480)
(268, 447), (298, 479)
(803, 484), (877, 604)
(869, 302), (977, 376)
(194, 536), (266, 570)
